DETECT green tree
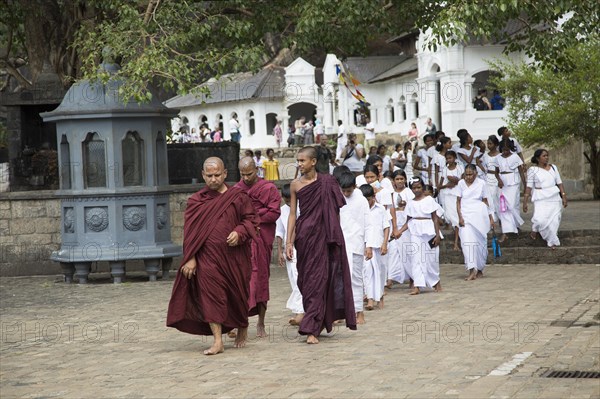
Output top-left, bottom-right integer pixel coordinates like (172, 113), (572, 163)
(490, 39), (600, 199)
(3, 0), (598, 101)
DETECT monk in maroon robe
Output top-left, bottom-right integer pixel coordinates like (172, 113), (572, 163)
(235, 157), (281, 338)
(286, 147), (357, 344)
(167, 157), (259, 355)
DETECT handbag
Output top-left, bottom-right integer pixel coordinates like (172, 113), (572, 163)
(491, 230), (502, 258)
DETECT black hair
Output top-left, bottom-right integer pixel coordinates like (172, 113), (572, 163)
(499, 138), (516, 153)
(359, 184), (375, 198)
(459, 132), (470, 147)
(487, 135), (500, 146)
(497, 126), (508, 136)
(457, 129), (468, 139)
(377, 144), (387, 153)
(531, 149), (548, 165)
(435, 130), (445, 140)
(333, 165), (351, 182)
(436, 137), (451, 152)
(382, 170), (391, 179)
(446, 150), (457, 159)
(363, 164), (379, 176)
(408, 176), (424, 189)
(423, 133), (435, 144)
(423, 184), (434, 194)
(255, 150), (262, 156)
(391, 169), (407, 180)
(404, 141), (412, 150)
(395, 143), (402, 151)
(266, 148), (274, 155)
(298, 146), (317, 160)
(474, 139), (484, 149)
(338, 172), (356, 189)
(464, 164), (478, 173)
(281, 183), (291, 199)
(366, 155), (383, 166)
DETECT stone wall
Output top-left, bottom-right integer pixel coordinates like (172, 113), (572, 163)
(0, 188), (199, 277)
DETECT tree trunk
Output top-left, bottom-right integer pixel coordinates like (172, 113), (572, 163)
(584, 138), (600, 200)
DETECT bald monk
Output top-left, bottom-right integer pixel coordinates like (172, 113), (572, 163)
(286, 147), (357, 344)
(167, 157), (259, 355)
(234, 157), (281, 337)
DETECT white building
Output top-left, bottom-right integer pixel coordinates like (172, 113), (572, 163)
(165, 31), (522, 148)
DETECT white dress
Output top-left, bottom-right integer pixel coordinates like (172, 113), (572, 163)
(527, 166), (563, 247)
(416, 148), (430, 184)
(439, 164), (464, 227)
(497, 154), (524, 234)
(456, 146), (482, 167)
(457, 179), (492, 271)
(387, 189), (415, 283)
(275, 204), (303, 314)
(483, 153), (501, 222)
(405, 196), (440, 289)
(363, 203), (390, 301)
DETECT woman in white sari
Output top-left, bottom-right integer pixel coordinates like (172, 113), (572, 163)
(495, 139), (526, 242)
(457, 165), (495, 280)
(523, 149), (568, 249)
(483, 135), (501, 222)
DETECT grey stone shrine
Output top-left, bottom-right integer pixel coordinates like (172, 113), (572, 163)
(41, 62), (182, 283)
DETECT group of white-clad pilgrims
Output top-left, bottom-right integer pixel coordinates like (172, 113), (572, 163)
(276, 126), (567, 324)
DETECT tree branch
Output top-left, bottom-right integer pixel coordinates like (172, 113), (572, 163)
(143, 0), (160, 25)
(2, 63), (33, 88)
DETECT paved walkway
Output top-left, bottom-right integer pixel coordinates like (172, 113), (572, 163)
(1, 262), (599, 398)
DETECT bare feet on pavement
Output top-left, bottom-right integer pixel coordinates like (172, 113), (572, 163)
(234, 327), (248, 348)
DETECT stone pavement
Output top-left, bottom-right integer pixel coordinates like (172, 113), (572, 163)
(1, 262), (599, 398)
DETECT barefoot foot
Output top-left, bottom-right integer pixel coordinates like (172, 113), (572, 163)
(234, 327), (248, 348)
(465, 271), (477, 281)
(203, 342), (224, 356)
(434, 282), (442, 292)
(476, 270), (484, 278)
(356, 311), (365, 325)
(256, 323), (268, 338)
(288, 313), (304, 326)
(306, 335), (319, 344)
(409, 287), (420, 295)
(227, 330), (237, 339)
(365, 299), (375, 310)
(530, 231), (537, 240)
(385, 279), (393, 289)
(498, 234), (508, 243)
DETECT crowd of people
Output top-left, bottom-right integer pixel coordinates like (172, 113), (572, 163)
(166, 125), (568, 356)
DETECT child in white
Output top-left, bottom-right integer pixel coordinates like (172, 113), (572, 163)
(339, 173), (374, 324)
(359, 184), (390, 310)
(387, 170), (414, 286)
(275, 184), (304, 325)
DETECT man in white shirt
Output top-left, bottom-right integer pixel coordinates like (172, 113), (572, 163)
(229, 115), (241, 143)
(424, 117), (437, 136)
(338, 172), (374, 325)
(335, 119), (347, 161)
(363, 117), (375, 150)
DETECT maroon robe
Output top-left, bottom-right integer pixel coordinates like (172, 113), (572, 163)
(166, 185), (259, 335)
(295, 173), (357, 336)
(234, 178), (281, 316)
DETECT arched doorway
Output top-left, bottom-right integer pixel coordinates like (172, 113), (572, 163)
(288, 102), (316, 126)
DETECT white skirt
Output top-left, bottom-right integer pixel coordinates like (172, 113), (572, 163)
(440, 192), (459, 227)
(498, 184), (524, 234)
(532, 193), (563, 247)
(387, 234), (411, 283)
(459, 200), (490, 271)
(487, 183), (499, 222)
(407, 233), (440, 289)
(285, 258), (304, 314)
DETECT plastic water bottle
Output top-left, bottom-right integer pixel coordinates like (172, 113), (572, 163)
(499, 193), (507, 213)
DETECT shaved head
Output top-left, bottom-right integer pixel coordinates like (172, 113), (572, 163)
(238, 156), (258, 186)
(298, 146), (317, 160)
(204, 157), (224, 171)
(238, 156), (256, 170)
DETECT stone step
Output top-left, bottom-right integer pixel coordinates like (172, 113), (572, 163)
(438, 229), (599, 248)
(438, 245), (600, 264)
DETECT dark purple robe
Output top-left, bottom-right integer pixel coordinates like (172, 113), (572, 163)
(166, 185), (259, 335)
(234, 178), (281, 315)
(295, 173), (357, 336)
